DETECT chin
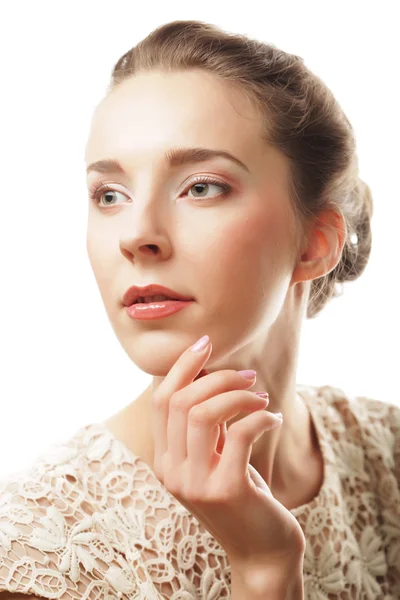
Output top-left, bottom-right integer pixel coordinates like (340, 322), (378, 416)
(118, 333), (196, 377)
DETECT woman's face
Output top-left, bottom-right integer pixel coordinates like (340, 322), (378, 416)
(85, 70), (299, 375)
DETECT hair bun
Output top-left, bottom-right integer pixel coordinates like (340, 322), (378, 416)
(335, 178), (373, 284)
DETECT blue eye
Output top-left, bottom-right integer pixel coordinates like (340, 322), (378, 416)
(88, 176), (232, 208)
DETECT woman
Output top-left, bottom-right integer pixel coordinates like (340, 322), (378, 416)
(1, 19), (399, 600)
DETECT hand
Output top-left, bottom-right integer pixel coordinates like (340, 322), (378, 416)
(150, 335), (306, 568)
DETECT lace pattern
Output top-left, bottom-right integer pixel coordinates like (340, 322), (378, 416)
(0, 384), (399, 599)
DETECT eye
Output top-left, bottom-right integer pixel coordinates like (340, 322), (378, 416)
(185, 176), (231, 200)
(88, 183), (127, 207)
(88, 176), (232, 208)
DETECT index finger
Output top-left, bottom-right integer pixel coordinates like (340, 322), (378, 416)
(151, 335), (212, 468)
(155, 335), (212, 404)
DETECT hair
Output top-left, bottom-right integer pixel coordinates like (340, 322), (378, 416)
(105, 19), (373, 319)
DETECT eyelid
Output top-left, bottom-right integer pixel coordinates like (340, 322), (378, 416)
(91, 174), (229, 191)
(89, 174), (233, 204)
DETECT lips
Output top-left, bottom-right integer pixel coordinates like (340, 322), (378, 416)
(123, 284), (194, 307)
(133, 296), (179, 304)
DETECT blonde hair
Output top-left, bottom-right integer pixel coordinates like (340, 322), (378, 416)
(105, 19), (373, 319)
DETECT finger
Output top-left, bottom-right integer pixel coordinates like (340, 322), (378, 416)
(194, 368), (209, 381)
(217, 410), (283, 494)
(167, 370), (258, 467)
(186, 390), (269, 479)
(216, 421), (227, 454)
(152, 336), (213, 472)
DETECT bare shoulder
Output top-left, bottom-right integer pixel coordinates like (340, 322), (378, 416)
(0, 593), (47, 599)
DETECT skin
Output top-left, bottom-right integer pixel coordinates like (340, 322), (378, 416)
(85, 69), (346, 508)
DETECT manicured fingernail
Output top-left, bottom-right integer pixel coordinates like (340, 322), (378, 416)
(237, 369), (257, 380)
(191, 335), (210, 352)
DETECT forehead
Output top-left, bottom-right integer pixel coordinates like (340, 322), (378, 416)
(85, 70), (290, 189)
(86, 71), (260, 160)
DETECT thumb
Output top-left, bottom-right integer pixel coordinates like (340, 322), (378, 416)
(247, 463), (273, 497)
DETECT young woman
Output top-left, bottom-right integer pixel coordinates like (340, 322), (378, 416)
(1, 19), (398, 600)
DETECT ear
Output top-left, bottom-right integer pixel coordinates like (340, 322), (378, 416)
(290, 209), (346, 285)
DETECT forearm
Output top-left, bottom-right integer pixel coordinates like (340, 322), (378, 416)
(231, 554), (305, 600)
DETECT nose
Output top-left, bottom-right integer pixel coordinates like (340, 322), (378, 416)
(140, 244), (158, 255)
(119, 186), (173, 261)
(121, 241), (164, 262)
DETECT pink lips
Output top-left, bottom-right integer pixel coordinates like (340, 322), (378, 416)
(123, 284), (194, 307)
(125, 299), (193, 320)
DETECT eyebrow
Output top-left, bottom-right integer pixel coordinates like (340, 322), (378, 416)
(85, 146), (250, 176)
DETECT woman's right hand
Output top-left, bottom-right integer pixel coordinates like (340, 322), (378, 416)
(150, 334), (306, 567)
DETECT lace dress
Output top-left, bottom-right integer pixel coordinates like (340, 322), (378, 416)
(0, 384), (399, 599)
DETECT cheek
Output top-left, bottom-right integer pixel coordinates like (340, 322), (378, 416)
(194, 202), (290, 315)
(194, 212), (276, 299)
(216, 208), (283, 275)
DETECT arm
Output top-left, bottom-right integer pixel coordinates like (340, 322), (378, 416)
(231, 554), (305, 600)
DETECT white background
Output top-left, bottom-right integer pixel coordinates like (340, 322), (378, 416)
(0, 1), (399, 479)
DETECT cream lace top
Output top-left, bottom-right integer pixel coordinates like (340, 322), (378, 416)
(0, 384), (399, 600)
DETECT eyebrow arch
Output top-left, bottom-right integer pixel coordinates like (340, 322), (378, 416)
(85, 146), (250, 176)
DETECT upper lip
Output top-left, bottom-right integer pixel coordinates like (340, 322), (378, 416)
(123, 284), (194, 306)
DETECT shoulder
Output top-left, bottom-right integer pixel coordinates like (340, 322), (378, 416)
(313, 383), (399, 430)
(0, 423), (163, 599)
(315, 383), (400, 471)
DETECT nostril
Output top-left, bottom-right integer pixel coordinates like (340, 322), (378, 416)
(140, 245), (158, 255)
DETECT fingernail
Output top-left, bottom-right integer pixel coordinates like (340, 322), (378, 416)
(237, 369), (257, 380)
(191, 335), (210, 352)
(255, 392), (269, 399)
(273, 412), (283, 420)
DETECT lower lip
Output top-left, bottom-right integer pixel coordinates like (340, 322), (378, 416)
(125, 300), (194, 320)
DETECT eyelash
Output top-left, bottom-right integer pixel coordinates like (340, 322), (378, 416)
(88, 176), (232, 208)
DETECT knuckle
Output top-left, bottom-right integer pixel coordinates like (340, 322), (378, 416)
(151, 390), (163, 408)
(183, 486), (204, 503)
(163, 472), (181, 496)
(188, 407), (210, 426)
(222, 369), (239, 383)
(169, 390), (187, 412)
(210, 369), (235, 387)
(228, 421), (254, 444)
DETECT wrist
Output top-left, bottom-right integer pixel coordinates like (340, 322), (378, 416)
(230, 553), (305, 600)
